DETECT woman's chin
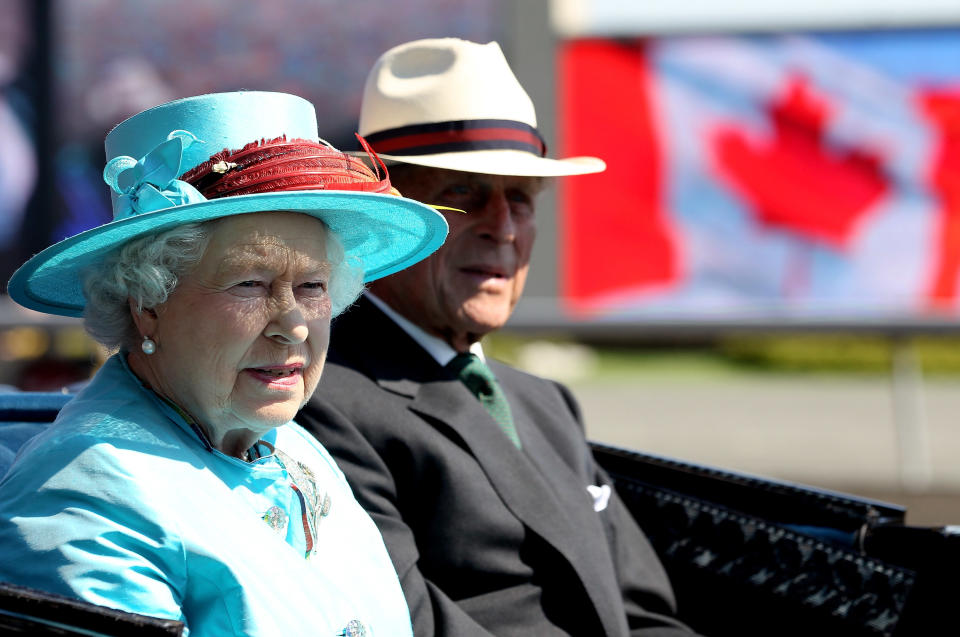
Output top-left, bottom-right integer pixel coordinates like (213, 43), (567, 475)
(244, 399), (302, 430)
(236, 375), (304, 422)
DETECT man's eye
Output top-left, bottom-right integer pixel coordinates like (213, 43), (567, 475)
(237, 280), (260, 287)
(443, 184), (472, 198)
(507, 190), (532, 205)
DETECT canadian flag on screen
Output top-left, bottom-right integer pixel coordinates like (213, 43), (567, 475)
(558, 36), (960, 319)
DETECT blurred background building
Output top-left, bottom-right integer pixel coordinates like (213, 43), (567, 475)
(0, 0), (958, 523)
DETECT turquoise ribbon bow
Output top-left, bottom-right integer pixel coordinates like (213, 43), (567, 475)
(103, 130), (208, 220)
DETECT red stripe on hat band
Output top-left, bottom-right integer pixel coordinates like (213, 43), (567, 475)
(372, 128), (545, 154)
(364, 119), (547, 157)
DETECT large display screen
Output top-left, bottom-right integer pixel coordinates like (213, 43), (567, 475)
(557, 29), (960, 326)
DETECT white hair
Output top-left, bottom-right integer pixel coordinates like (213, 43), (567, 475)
(82, 216), (364, 351)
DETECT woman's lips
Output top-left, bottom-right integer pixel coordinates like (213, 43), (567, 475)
(245, 365), (303, 388)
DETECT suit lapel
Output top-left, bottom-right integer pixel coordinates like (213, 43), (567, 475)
(329, 297), (439, 390)
(502, 375), (631, 635)
(411, 383), (628, 635)
(331, 298), (627, 635)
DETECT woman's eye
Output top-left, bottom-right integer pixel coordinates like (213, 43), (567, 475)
(300, 281), (328, 295)
(230, 280), (267, 296)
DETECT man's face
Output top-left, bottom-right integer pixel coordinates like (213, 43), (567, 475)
(370, 166), (543, 351)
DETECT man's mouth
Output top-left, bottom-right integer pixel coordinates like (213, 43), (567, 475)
(461, 266), (509, 279)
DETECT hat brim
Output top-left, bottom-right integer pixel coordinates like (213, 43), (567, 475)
(361, 149), (606, 177)
(8, 191), (448, 318)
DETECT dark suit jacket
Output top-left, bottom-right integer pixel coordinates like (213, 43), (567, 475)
(298, 297), (694, 636)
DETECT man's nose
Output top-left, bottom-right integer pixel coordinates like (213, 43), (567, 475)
(476, 190), (516, 243)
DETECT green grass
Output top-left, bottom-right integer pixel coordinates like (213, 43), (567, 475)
(488, 332), (960, 381)
(720, 334), (960, 375)
(588, 348), (741, 380)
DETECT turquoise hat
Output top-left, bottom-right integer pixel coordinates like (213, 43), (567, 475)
(7, 91), (449, 317)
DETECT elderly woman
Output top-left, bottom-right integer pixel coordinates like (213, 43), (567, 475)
(0, 92), (447, 636)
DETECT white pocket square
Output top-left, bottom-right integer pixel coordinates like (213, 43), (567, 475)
(586, 484), (611, 512)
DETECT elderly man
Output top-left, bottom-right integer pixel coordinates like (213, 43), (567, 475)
(298, 38), (696, 636)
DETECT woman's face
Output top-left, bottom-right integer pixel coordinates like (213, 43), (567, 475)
(139, 212), (333, 446)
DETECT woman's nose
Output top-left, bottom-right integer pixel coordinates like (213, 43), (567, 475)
(264, 289), (308, 344)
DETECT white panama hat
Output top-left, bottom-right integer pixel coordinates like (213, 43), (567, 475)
(358, 38), (606, 177)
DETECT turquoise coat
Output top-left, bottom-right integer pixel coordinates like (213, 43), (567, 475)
(0, 355), (412, 636)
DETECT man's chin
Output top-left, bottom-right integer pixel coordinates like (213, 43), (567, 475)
(458, 308), (513, 337)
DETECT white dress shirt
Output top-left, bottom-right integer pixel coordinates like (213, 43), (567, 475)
(365, 292), (485, 366)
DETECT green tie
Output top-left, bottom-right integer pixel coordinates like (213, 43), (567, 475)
(447, 353), (521, 448)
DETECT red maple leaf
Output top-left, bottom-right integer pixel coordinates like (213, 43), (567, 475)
(711, 76), (889, 250)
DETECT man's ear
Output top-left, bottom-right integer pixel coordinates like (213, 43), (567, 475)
(129, 299), (159, 338)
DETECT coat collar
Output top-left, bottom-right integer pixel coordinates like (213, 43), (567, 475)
(329, 297), (630, 634)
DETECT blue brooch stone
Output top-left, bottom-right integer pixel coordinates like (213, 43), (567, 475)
(261, 505), (288, 535)
(340, 619), (366, 637)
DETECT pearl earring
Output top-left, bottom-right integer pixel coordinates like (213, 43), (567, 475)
(141, 336), (157, 355)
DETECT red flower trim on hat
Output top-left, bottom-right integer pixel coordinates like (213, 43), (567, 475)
(180, 136), (398, 199)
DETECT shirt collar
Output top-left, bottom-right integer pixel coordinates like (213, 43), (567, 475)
(364, 292), (485, 367)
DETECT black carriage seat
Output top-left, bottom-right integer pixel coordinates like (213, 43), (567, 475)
(0, 391), (954, 636)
